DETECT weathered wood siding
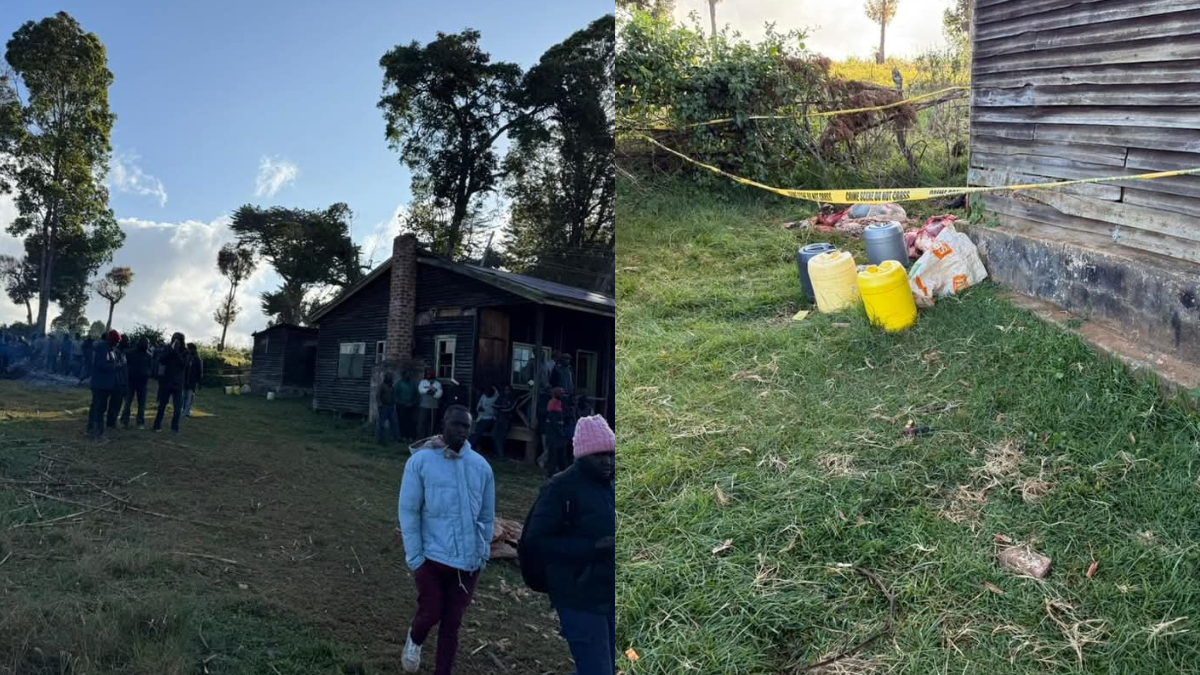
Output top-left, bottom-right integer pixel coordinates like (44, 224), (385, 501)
(249, 331), (282, 393)
(313, 273), (390, 414)
(970, 0), (1200, 264)
(314, 262), (533, 415)
(281, 329), (318, 388)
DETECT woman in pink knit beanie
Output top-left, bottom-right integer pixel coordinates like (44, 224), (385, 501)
(521, 413), (615, 673)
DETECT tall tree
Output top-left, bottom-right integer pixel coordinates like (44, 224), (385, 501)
(864, 0), (901, 64)
(0, 12), (122, 336)
(50, 293), (87, 334)
(943, 0), (972, 47)
(378, 30), (541, 259)
(94, 265), (132, 331)
(0, 254), (37, 323)
(229, 203), (362, 325)
(505, 16), (615, 293)
(615, 0), (675, 19)
(214, 243), (255, 351)
(707, 0), (723, 40)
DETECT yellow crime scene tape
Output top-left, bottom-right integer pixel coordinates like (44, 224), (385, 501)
(634, 133), (1200, 205)
(620, 86), (968, 131)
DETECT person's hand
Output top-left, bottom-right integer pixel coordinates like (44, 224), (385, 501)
(594, 536), (615, 550)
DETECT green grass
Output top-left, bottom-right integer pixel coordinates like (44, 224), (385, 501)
(615, 178), (1200, 674)
(0, 384), (569, 675)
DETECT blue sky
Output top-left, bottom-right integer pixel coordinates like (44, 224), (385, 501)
(0, 0), (610, 346)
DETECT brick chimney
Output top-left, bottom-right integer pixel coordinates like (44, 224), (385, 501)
(386, 234), (417, 362)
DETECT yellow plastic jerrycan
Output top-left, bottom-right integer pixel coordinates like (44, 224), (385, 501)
(808, 250), (860, 313)
(858, 260), (917, 332)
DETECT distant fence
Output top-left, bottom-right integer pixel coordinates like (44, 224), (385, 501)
(202, 366), (249, 388)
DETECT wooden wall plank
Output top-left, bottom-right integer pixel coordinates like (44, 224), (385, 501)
(982, 195), (1200, 264)
(976, 9), (1200, 59)
(973, 106), (1200, 129)
(1029, 191), (1200, 243)
(976, 0), (1200, 38)
(974, 60), (1200, 89)
(1123, 188), (1200, 218)
(1126, 148), (1200, 172)
(1032, 124), (1200, 154)
(972, 136), (1129, 167)
(974, 35), (1200, 75)
(968, 167), (1122, 200)
(976, 0), (1109, 26)
(975, 84), (1200, 108)
(971, 150), (1200, 199)
(972, 122), (1036, 141)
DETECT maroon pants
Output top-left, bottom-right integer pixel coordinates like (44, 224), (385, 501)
(410, 559), (480, 675)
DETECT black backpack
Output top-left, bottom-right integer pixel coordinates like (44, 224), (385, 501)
(518, 490), (571, 594)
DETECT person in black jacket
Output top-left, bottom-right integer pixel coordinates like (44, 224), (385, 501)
(182, 343), (203, 417)
(522, 414), (615, 675)
(105, 334), (130, 431)
(87, 331), (120, 442)
(78, 336), (95, 384)
(152, 332), (188, 433)
(121, 337), (153, 428)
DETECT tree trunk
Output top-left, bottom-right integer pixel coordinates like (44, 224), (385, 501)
(447, 193), (469, 259)
(24, 300), (32, 325)
(709, 0), (718, 39)
(218, 322), (228, 351)
(105, 301), (115, 332)
(35, 203), (56, 337)
(878, 21), (886, 64)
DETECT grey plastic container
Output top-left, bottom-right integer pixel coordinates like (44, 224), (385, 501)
(863, 221), (908, 267)
(797, 243), (837, 301)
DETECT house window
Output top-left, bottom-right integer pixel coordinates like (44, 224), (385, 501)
(338, 342), (365, 378)
(375, 340), (386, 361)
(511, 342), (552, 389)
(257, 336), (269, 354)
(577, 350), (599, 397)
(435, 335), (456, 380)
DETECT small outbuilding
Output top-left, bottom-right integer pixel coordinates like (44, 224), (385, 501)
(249, 324), (319, 396)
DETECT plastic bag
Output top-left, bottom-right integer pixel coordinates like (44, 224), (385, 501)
(907, 224), (987, 308)
(847, 203), (907, 220)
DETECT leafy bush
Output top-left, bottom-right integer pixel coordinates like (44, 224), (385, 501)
(617, 11), (830, 189)
(617, 10), (971, 191)
(197, 345), (249, 387)
(124, 324), (166, 349)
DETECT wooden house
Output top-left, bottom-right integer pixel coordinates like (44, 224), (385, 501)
(967, 0), (1200, 366)
(249, 324), (319, 395)
(307, 234), (615, 459)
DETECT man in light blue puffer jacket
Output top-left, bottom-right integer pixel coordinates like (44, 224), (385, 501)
(398, 404), (495, 675)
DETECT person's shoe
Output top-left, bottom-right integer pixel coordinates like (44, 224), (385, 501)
(401, 630), (421, 672)
(153, 428), (162, 433)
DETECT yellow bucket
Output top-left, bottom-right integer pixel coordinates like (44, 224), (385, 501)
(858, 260), (917, 332)
(808, 250), (860, 313)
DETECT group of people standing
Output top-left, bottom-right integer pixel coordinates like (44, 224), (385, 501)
(397, 404), (616, 675)
(0, 330), (96, 379)
(85, 330), (204, 442)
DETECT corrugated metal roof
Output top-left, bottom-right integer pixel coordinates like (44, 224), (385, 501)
(461, 264), (615, 310)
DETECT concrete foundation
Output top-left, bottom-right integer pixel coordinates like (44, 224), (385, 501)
(965, 222), (1200, 393)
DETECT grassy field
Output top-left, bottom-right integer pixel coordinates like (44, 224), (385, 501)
(0, 383), (570, 675)
(614, 178), (1200, 674)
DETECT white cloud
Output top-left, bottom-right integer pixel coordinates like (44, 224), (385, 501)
(254, 156), (299, 198)
(108, 149), (168, 207)
(672, 0), (955, 61)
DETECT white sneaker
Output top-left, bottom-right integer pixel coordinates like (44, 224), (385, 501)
(401, 630), (421, 672)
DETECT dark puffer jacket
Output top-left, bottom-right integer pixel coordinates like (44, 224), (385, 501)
(126, 346), (153, 380)
(158, 345), (187, 390)
(89, 343), (116, 391)
(523, 462), (615, 613)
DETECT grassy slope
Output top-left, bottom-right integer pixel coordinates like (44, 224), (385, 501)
(615, 179), (1200, 674)
(0, 383), (569, 675)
